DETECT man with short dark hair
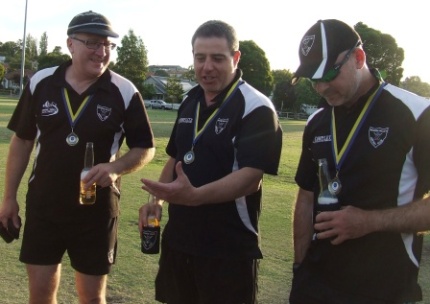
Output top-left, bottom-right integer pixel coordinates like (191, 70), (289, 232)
(0, 10), (155, 303)
(138, 20), (282, 304)
(290, 19), (430, 304)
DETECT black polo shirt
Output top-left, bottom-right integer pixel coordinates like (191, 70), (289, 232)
(163, 70), (283, 259)
(295, 82), (430, 301)
(8, 60), (154, 221)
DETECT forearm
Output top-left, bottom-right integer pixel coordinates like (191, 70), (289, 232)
(368, 197), (430, 233)
(112, 147), (155, 176)
(293, 188), (314, 263)
(193, 167), (263, 205)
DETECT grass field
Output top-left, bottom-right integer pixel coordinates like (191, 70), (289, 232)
(0, 95), (429, 303)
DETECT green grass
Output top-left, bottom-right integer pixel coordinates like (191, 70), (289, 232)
(0, 95), (429, 303)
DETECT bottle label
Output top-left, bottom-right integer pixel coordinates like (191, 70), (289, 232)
(141, 226), (160, 254)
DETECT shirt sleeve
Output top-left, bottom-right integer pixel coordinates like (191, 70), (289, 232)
(236, 106), (282, 175)
(413, 106), (430, 198)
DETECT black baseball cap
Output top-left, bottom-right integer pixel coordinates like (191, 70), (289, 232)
(67, 11), (119, 38)
(292, 19), (361, 84)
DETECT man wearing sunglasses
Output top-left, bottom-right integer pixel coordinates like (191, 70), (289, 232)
(0, 10), (155, 303)
(290, 19), (430, 303)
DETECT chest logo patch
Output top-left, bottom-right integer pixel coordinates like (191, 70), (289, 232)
(97, 105), (111, 121)
(368, 127), (389, 148)
(215, 118), (229, 135)
(41, 101), (59, 116)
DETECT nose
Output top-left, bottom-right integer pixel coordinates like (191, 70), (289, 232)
(312, 81), (328, 95)
(95, 45), (108, 56)
(202, 58), (214, 71)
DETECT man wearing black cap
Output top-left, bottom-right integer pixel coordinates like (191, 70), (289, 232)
(0, 11), (155, 303)
(290, 19), (430, 303)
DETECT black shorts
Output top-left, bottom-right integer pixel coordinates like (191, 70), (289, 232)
(20, 214), (118, 275)
(155, 243), (259, 304)
(289, 263), (413, 304)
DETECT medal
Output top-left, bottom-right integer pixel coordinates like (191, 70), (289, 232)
(66, 132), (79, 146)
(183, 150), (195, 164)
(329, 177), (342, 195)
(62, 88), (93, 147)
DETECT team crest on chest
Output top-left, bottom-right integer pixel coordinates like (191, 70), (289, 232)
(215, 118), (229, 135)
(97, 105), (112, 121)
(368, 126), (389, 148)
(41, 101), (59, 116)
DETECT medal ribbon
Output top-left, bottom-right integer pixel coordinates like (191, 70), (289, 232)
(61, 88), (93, 130)
(191, 79), (243, 147)
(331, 82), (386, 171)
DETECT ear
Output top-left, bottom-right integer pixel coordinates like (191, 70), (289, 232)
(354, 48), (366, 69)
(233, 50), (241, 66)
(67, 37), (73, 53)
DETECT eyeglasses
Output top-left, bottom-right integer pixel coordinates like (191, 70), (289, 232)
(71, 37), (116, 51)
(310, 41), (361, 83)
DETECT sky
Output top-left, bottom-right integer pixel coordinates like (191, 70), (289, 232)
(2, 0), (430, 83)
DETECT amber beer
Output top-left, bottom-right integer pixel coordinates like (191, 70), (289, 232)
(80, 142), (96, 205)
(80, 170), (96, 205)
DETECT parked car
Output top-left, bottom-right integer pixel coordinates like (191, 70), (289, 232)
(145, 100), (173, 110)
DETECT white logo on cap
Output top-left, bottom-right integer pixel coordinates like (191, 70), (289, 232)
(301, 35), (315, 56)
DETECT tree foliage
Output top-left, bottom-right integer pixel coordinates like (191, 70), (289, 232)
(271, 69), (293, 111)
(113, 29), (149, 93)
(39, 32), (48, 56)
(354, 22), (404, 85)
(165, 76), (184, 103)
(25, 34), (38, 61)
(0, 41), (21, 58)
(154, 69), (169, 77)
(141, 83), (156, 100)
(37, 47), (70, 70)
(183, 65), (196, 82)
(0, 63), (5, 84)
(401, 76), (430, 98)
(238, 40), (273, 97)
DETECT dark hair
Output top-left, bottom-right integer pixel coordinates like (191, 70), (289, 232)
(191, 20), (239, 54)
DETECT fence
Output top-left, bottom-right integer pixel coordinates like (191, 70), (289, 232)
(278, 111), (309, 120)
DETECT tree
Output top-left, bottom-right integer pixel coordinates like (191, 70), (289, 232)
(355, 22), (404, 85)
(401, 76), (430, 98)
(37, 47), (70, 70)
(141, 83), (156, 99)
(114, 29), (149, 93)
(154, 69), (169, 77)
(39, 32), (48, 56)
(238, 40), (273, 96)
(25, 34), (38, 61)
(0, 63), (5, 86)
(0, 41), (21, 58)
(183, 65), (196, 82)
(271, 69), (293, 111)
(165, 76), (184, 103)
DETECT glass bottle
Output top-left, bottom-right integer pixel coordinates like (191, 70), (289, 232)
(317, 158), (339, 208)
(80, 142), (96, 205)
(141, 194), (160, 254)
(313, 158), (340, 241)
